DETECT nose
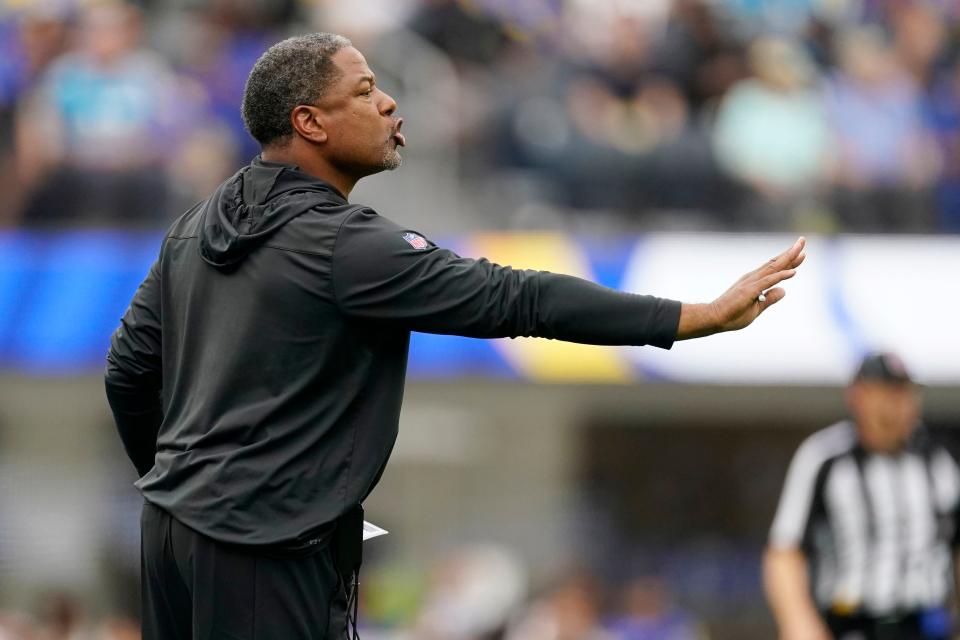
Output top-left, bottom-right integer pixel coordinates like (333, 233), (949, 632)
(378, 89), (397, 117)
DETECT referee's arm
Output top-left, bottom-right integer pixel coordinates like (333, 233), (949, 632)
(104, 256), (164, 477)
(765, 548), (828, 640)
(764, 441), (831, 640)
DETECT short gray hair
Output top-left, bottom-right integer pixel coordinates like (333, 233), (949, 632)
(241, 33), (352, 147)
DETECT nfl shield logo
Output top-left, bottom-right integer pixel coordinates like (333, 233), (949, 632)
(402, 232), (429, 250)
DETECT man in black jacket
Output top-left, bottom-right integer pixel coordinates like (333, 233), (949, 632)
(105, 33), (805, 640)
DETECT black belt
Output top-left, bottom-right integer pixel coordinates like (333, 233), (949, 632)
(823, 609), (950, 640)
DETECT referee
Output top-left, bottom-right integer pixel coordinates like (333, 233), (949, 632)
(105, 33), (805, 639)
(765, 352), (960, 640)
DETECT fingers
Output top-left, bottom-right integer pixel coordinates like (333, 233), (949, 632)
(762, 237), (806, 275)
(757, 269), (796, 293)
(736, 237), (806, 286)
(757, 286), (785, 309)
(750, 240), (803, 301)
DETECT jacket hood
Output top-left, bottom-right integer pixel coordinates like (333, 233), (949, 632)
(198, 157), (348, 269)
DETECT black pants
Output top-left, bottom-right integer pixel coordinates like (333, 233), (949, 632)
(825, 611), (949, 640)
(141, 502), (348, 639)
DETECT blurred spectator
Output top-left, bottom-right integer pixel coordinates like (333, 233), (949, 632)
(713, 37), (829, 230)
(93, 617), (139, 640)
(0, 610), (39, 640)
(605, 576), (705, 640)
(17, 2), (181, 226)
(33, 591), (91, 640)
(505, 572), (613, 640)
(651, 0), (746, 111)
(166, 124), (239, 212)
(0, 6), (69, 225)
(889, 2), (949, 87)
(926, 60), (960, 232)
(492, 4), (733, 226)
(413, 545), (526, 639)
(889, 2), (960, 234)
(164, 0), (292, 167)
(407, 0), (511, 67)
(725, 0), (865, 36)
(0, 0), (959, 233)
(318, 0), (417, 43)
(824, 27), (941, 232)
(0, 602), (140, 640)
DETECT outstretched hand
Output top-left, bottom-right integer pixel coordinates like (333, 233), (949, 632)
(676, 237), (806, 340)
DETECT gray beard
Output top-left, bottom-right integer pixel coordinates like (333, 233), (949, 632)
(380, 146), (402, 171)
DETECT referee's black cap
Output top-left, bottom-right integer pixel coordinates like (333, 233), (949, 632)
(853, 351), (913, 384)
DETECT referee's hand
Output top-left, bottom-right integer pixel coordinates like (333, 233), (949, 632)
(676, 236), (806, 340)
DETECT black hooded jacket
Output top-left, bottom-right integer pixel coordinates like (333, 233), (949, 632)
(105, 157), (681, 546)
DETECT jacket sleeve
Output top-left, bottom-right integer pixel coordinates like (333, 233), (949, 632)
(104, 255), (164, 477)
(330, 208), (680, 348)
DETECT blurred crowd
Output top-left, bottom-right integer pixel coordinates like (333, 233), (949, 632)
(0, 593), (139, 640)
(393, 547), (708, 640)
(0, 545), (715, 640)
(1, 0), (960, 232)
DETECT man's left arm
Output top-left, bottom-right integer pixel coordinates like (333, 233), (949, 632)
(104, 256), (164, 477)
(331, 209), (804, 346)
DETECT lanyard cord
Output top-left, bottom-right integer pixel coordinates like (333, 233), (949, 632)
(345, 568), (360, 640)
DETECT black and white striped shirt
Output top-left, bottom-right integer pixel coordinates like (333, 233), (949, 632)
(770, 421), (960, 616)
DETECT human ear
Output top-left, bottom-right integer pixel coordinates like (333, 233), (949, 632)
(291, 105), (327, 144)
